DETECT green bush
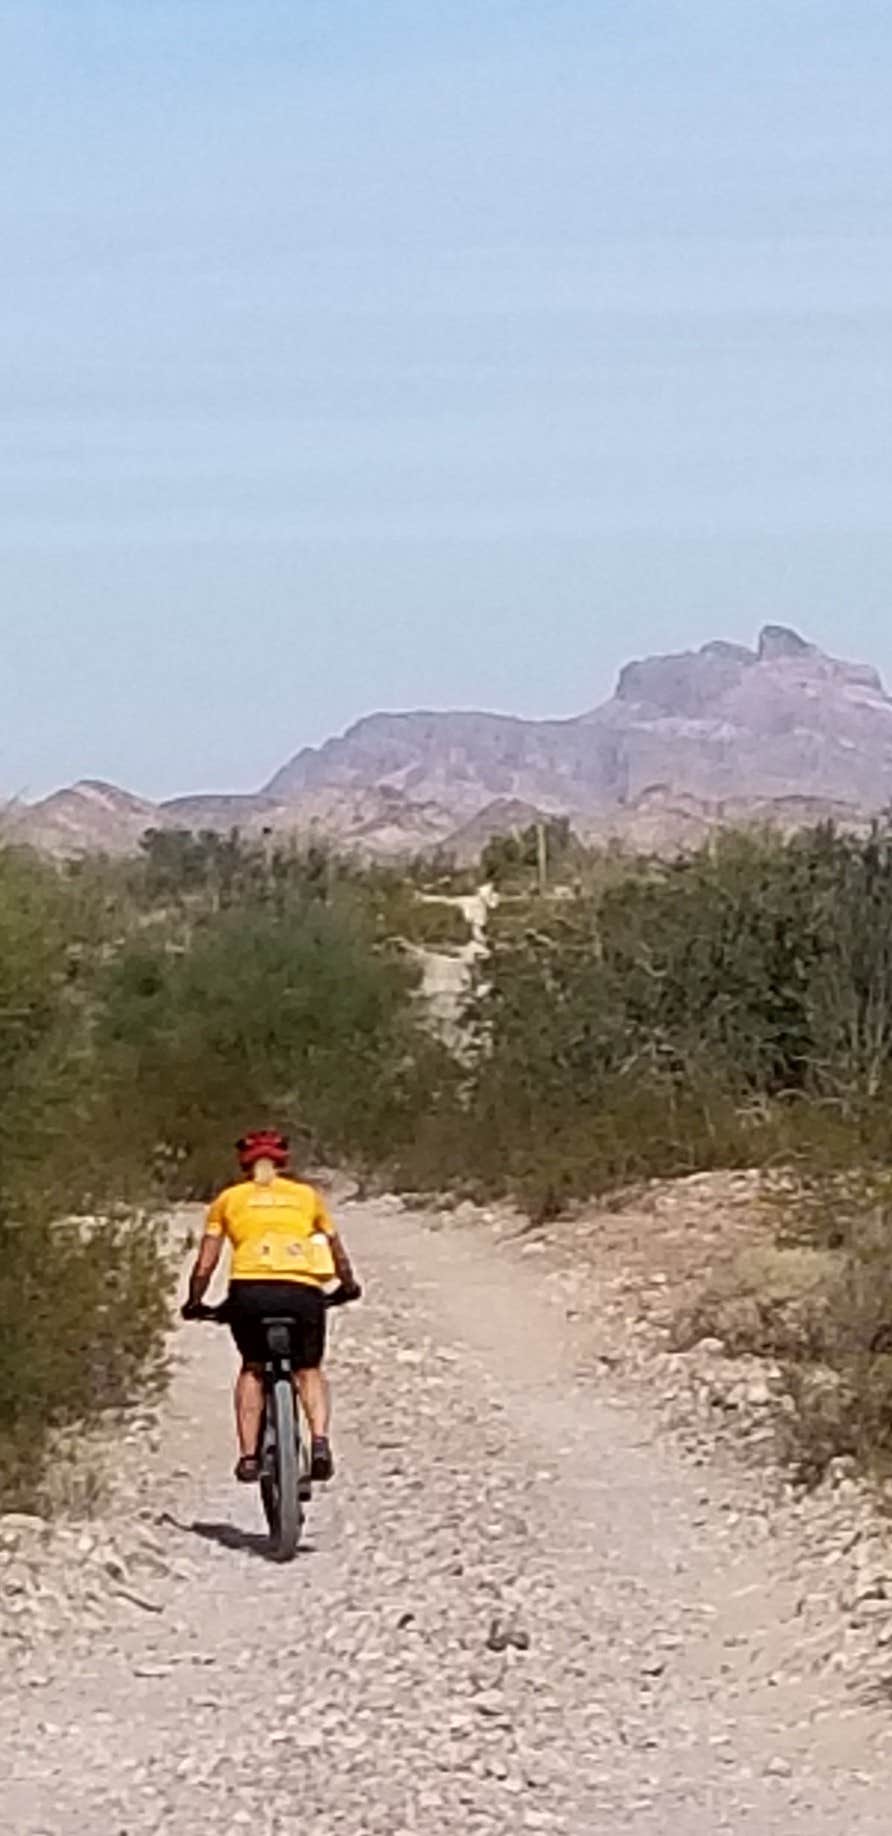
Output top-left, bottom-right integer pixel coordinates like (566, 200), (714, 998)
(440, 824), (892, 1211)
(0, 1209), (172, 1509)
(401, 898), (472, 951)
(93, 888), (456, 1193)
(480, 817), (585, 891)
(0, 847), (174, 1504)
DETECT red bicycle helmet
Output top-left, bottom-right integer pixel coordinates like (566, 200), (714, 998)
(237, 1129), (290, 1171)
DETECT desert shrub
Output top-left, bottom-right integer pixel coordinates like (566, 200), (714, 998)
(0, 1208), (172, 1509)
(480, 818), (586, 891)
(671, 1243), (840, 1362)
(777, 1285), (892, 1486)
(672, 1179), (892, 1483)
(92, 884), (457, 1194)
(761, 1187), (892, 1480)
(439, 823), (892, 1212)
(401, 899), (472, 951)
(0, 847), (174, 1505)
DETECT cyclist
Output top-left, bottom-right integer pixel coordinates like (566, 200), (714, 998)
(183, 1130), (360, 1485)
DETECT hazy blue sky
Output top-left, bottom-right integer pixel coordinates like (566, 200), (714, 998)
(2, 1), (892, 799)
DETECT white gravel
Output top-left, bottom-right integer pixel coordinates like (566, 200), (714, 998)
(3, 1196), (892, 1833)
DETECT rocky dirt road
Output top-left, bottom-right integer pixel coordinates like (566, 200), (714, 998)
(4, 1197), (892, 1834)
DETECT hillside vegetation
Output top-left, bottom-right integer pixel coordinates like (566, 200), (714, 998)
(7, 817), (892, 1501)
(447, 823), (892, 1214)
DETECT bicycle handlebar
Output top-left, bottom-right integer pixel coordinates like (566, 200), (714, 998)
(324, 1283), (362, 1310)
(186, 1300), (229, 1323)
(182, 1283), (362, 1325)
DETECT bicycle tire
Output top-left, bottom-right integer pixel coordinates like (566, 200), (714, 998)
(269, 1375), (302, 1562)
(298, 1416), (313, 1502)
(259, 1402), (278, 1539)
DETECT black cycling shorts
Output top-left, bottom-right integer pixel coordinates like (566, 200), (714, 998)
(226, 1281), (327, 1371)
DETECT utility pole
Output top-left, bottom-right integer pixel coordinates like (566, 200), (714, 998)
(536, 821), (548, 896)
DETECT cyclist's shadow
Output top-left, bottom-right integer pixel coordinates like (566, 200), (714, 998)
(188, 1519), (315, 1562)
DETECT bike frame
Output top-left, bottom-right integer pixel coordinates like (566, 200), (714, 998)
(191, 1285), (357, 1562)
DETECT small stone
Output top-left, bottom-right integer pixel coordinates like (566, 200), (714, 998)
(0, 1513), (48, 1535)
(474, 1689), (508, 1718)
(486, 1616), (530, 1654)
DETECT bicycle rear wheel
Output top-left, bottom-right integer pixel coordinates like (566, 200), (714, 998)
(261, 1376), (303, 1562)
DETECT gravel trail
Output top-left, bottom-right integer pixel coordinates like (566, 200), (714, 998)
(4, 1197), (892, 1834)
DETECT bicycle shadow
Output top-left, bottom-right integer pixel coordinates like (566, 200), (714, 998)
(189, 1519), (315, 1561)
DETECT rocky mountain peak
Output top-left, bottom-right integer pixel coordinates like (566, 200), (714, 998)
(6, 625), (892, 859)
(615, 637), (756, 718)
(757, 624), (814, 662)
(755, 623), (884, 694)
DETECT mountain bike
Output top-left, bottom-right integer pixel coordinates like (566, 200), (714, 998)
(191, 1286), (359, 1562)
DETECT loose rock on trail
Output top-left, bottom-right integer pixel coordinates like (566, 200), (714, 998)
(3, 1196), (892, 1834)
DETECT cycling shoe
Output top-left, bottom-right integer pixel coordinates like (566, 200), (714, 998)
(310, 1436), (335, 1482)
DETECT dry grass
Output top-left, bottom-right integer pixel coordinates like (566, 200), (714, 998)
(672, 1243), (839, 1361)
(673, 1177), (892, 1484)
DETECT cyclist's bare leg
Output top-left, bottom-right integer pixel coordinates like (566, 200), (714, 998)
(235, 1363), (264, 1456)
(295, 1366), (330, 1439)
(298, 1367), (335, 1481)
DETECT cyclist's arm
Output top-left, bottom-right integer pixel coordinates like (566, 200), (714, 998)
(329, 1230), (358, 1290)
(187, 1199), (226, 1306)
(315, 1194), (358, 1291)
(187, 1234), (223, 1306)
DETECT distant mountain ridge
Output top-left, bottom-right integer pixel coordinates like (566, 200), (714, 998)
(7, 625), (892, 859)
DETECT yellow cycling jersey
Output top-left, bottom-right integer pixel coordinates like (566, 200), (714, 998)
(206, 1176), (337, 1287)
